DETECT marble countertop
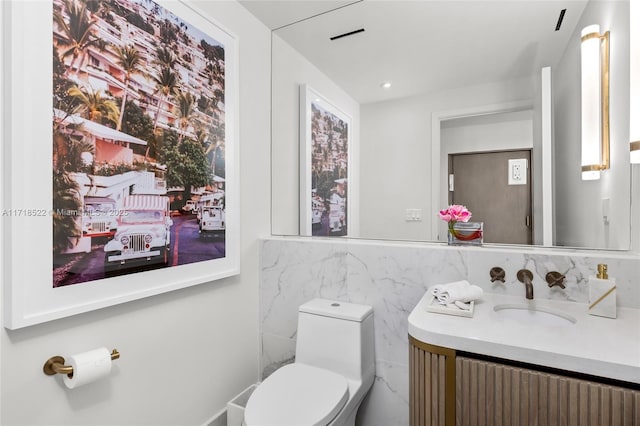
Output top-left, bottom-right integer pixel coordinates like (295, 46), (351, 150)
(408, 291), (640, 384)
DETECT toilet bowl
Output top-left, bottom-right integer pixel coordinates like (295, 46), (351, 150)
(244, 299), (375, 426)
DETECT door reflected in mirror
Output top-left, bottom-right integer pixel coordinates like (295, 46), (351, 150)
(449, 149), (532, 245)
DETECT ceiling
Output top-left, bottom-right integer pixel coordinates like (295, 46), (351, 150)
(238, 0), (361, 30)
(240, 0), (590, 104)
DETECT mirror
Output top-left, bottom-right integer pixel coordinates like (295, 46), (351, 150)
(265, 0), (631, 249)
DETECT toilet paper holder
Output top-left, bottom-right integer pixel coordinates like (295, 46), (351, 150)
(43, 349), (120, 377)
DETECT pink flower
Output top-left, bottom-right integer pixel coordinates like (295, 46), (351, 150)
(439, 205), (472, 223)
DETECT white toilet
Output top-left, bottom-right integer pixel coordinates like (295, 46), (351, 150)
(244, 299), (375, 426)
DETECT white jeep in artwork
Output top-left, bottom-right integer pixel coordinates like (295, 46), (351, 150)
(311, 197), (324, 226)
(196, 192), (224, 224)
(198, 205), (225, 238)
(82, 196), (118, 238)
(328, 193), (346, 233)
(104, 195), (172, 268)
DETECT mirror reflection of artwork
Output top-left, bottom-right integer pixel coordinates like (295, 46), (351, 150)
(300, 85), (351, 237)
(52, 0), (228, 287)
(311, 102), (348, 236)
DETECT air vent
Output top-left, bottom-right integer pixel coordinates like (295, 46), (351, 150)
(555, 9), (567, 31)
(330, 28), (365, 41)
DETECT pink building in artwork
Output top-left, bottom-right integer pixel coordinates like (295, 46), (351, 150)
(54, 109), (148, 166)
(52, 0), (225, 140)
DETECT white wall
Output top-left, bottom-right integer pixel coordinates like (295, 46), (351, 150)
(360, 77), (534, 241)
(441, 110), (534, 154)
(553, 0), (630, 249)
(271, 34), (361, 237)
(0, 1), (271, 424)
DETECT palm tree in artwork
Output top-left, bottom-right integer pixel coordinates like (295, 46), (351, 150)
(152, 67), (179, 131)
(68, 85), (119, 124)
(204, 122), (225, 174)
(114, 44), (145, 131)
(194, 125), (209, 148)
(204, 61), (223, 87)
(154, 46), (178, 70)
(173, 90), (196, 143)
(52, 169), (83, 255)
(53, 0), (102, 76)
(52, 131), (89, 255)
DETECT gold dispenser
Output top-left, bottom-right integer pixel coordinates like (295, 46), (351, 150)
(597, 263), (608, 279)
(43, 349), (120, 377)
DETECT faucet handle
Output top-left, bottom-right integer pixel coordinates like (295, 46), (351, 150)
(489, 267), (506, 283)
(545, 271), (566, 289)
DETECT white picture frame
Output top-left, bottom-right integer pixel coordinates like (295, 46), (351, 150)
(2, 0), (239, 329)
(299, 84), (351, 237)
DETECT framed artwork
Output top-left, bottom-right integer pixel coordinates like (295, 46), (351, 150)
(299, 84), (351, 237)
(2, 0), (239, 329)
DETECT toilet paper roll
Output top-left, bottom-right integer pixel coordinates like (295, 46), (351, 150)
(63, 347), (112, 389)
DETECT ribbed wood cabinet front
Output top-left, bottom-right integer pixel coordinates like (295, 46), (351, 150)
(409, 336), (640, 426)
(456, 356), (640, 426)
(409, 336), (456, 426)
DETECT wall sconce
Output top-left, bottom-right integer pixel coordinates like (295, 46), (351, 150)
(632, 141), (640, 165)
(631, 101), (640, 163)
(631, 0), (640, 163)
(580, 25), (610, 180)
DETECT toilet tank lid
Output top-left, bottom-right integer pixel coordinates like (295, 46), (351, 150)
(299, 299), (373, 322)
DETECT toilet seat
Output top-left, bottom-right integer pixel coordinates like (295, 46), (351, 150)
(244, 363), (349, 426)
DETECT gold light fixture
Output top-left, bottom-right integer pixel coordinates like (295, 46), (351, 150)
(580, 25), (610, 180)
(631, 1), (640, 163)
(631, 122), (640, 163)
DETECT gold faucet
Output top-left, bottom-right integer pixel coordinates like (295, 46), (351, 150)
(517, 269), (534, 300)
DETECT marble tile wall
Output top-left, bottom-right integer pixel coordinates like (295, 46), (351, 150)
(259, 237), (640, 426)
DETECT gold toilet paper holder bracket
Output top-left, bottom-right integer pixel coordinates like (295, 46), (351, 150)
(43, 349), (120, 377)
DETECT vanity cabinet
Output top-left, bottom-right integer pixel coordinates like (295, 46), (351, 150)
(409, 336), (640, 426)
(410, 337), (455, 425)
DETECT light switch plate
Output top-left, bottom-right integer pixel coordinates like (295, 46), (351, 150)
(405, 209), (422, 222)
(508, 159), (527, 185)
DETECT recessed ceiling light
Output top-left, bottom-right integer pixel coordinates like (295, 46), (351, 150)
(380, 82), (392, 89)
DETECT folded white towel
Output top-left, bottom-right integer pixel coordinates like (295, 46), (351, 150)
(435, 281), (483, 305)
(431, 280), (470, 297)
(454, 301), (472, 310)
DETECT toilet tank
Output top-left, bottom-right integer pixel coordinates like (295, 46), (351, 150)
(295, 299), (375, 382)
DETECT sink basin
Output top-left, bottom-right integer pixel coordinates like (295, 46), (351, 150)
(493, 304), (577, 326)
